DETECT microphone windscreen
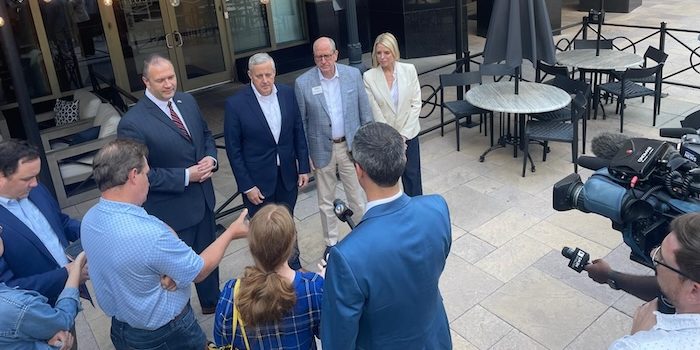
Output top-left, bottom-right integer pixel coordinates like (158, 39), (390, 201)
(591, 133), (630, 160)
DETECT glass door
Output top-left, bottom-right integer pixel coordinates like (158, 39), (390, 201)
(165, 0), (231, 88)
(109, 0), (230, 93)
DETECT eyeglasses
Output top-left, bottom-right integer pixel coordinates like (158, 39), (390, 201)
(650, 245), (698, 282)
(313, 52), (336, 61)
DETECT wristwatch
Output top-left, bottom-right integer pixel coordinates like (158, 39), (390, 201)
(606, 272), (621, 290)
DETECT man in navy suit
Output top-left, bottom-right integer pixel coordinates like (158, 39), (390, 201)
(118, 54), (220, 314)
(225, 53), (310, 269)
(0, 140), (88, 307)
(321, 122), (452, 349)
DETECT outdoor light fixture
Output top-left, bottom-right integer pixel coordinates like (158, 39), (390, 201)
(43, 0), (51, 3)
(103, 0), (112, 6)
(170, 0), (180, 6)
(0, 17), (4, 27)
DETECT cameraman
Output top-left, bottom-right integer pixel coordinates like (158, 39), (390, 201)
(596, 213), (700, 348)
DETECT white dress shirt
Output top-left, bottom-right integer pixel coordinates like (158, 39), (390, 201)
(365, 190), (403, 214)
(390, 67), (399, 111)
(318, 66), (345, 139)
(145, 90), (192, 186)
(251, 84), (282, 166)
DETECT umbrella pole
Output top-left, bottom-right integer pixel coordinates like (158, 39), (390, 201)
(515, 65), (520, 95)
(596, 0), (604, 56)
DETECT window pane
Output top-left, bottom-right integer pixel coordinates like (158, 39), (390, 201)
(0, 0), (52, 105)
(38, 0), (114, 92)
(225, 0), (271, 53)
(271, 0), (304, 44)
(174, 0), (226, 79)
(112, 0), (171, 91)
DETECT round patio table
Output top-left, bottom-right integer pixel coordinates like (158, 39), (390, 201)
(466, 81), (571, 161)
(556, 49), (643, 71)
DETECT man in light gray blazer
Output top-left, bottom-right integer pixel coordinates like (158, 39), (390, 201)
(294, 37), (373, 256)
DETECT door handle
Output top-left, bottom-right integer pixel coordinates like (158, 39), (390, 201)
(174, 31), (184, 47)
(165, 33), (174, 49)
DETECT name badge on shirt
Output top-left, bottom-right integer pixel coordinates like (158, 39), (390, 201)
(312, 86), (323, 95)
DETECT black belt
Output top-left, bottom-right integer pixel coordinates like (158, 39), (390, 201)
(173, 302), (191, 322)
(332, 136), (346, 143)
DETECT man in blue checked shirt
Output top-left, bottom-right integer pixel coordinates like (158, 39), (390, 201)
(81, 139), (249, 350)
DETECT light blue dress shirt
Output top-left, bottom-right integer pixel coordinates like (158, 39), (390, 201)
(0, 196), (68, 266)
(608, 312), (700, 349)
(81, 198), (204, 330)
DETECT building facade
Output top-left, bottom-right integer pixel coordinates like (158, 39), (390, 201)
(0, 0), (469, 124)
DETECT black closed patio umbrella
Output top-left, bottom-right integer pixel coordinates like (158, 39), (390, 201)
(482, 0), (556, 94)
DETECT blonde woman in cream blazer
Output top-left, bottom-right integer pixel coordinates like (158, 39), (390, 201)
(363, 32), (423, 196)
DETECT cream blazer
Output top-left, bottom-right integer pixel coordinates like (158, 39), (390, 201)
(363, 61), (422, 139)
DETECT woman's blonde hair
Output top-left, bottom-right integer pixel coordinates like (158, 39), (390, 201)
(236, 204), (297, 326)
(372, 32), (401, 68)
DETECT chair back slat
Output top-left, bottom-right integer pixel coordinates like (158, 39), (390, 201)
(574, 39), (613, 50)
(537, 61), (568, 83)
(623, 65), (663, 80)
(644, 46), (668, 64)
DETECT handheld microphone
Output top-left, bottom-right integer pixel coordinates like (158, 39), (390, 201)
(659, 127), (698, 139)
(561, 246), (590, 273)
(333, 199), (355, 229)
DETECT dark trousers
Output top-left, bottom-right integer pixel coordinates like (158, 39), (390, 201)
(178, 210), (219, 308)
(242, 166), (302, 270)
(402, 136), (423, 197)
(110, 303), (206, 350)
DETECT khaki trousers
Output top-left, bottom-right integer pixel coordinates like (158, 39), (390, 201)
(315, 141), (365, 245)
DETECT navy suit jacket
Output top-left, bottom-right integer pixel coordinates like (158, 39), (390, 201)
(321, 193), (452, 350)
(118, 91), (217, 231)
(0, 184), (80, 305)
(224, 84), (310, 196)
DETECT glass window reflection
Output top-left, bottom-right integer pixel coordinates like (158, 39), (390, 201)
(0, 0), (52, 105)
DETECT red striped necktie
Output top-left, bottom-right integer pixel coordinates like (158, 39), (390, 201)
(167, 101), (191, 141)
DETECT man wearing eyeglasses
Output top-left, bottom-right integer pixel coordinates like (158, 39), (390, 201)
(294, 37), (373, 258)
(589, 213), (700, 349)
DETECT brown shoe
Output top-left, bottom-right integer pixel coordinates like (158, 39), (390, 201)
(201, 306), (216, 315)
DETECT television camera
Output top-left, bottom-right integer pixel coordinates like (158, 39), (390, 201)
(553, 130), (700, 268)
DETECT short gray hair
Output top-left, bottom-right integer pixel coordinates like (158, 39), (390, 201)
(93, 139), (149, 192)
(248, 53), (276, 72)
(351, 122), (406, 187)
(313, 37), (337, 53)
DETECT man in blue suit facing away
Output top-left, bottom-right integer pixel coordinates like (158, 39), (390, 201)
(0, 140), (88, 307)
(225, 53), (310, 269)
(118, 54), (220, 314)
(321, 122), (452, 349)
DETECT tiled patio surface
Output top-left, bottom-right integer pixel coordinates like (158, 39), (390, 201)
(67, 0), (700, 348)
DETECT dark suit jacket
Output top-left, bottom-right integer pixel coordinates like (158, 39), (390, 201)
(0, 184), (80, 305)
(118, 91), (217, 231)
(321, 194), (452, 350)
(224, 84), (310, 197)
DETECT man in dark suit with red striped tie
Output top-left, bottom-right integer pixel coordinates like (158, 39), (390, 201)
(117, 54), (220, 315)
